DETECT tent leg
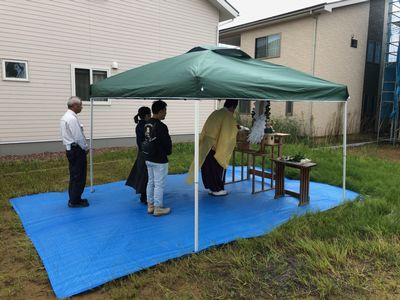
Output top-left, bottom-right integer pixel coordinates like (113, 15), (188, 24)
(194, 101), (200, 252)
(342, 100), (348, 201)
(90, 98), (94, 193)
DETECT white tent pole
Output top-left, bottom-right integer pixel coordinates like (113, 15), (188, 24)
(194, 100), (199, 252)
(90, 97), (94, 193)
(342, 100), (348, 201)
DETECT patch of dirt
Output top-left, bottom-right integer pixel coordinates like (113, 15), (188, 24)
(0, 147), (131, 162)
(0, 151), (66, 162)
(349, 144), (400, 161)
(375, 145), (400, 161)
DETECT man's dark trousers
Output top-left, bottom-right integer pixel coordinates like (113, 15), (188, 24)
(66, 145), (87, 203)
(201, 149), (226, 192)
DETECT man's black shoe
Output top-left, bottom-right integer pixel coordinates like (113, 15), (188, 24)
(68, 199), (89, 208)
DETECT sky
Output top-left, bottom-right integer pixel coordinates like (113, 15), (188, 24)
(220, 0), (337, 29)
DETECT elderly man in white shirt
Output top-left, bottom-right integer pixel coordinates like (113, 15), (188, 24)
(60, 96), (89, 208)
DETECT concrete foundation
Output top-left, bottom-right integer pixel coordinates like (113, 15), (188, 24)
(0, 135), (194, 156)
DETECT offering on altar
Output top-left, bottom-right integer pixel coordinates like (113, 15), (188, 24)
(263, 134), (275, 145)
(236, 128), (250, 150)
(264, 119), (275, 134)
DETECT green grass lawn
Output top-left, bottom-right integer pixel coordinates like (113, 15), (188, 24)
(1, 143), (399, 299)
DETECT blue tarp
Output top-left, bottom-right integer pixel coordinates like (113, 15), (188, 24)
(10, 169), (358, 298)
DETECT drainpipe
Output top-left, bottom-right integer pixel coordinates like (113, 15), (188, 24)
(311, 12), (318, 74)
(216, 22), (221, 110)
(310, 11), (318, 137)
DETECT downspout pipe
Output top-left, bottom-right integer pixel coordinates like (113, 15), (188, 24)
(310, 10), (318, 137)
(311, 10), (318, 75)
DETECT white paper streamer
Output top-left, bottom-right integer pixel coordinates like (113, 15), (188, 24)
(248, 115), (265, 144)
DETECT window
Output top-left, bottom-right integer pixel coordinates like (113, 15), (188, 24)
(71, 65), (109, 102)
(374, 43), (381, 64)
(2, 59), (29, 81)
(285, 102), (293, 116)
(238, 100), (251, 114)
(255, 33), (281, 59)
(350, 37), (358, 48)
(366, 41), (381, 64)
(367, 41), (375, 63)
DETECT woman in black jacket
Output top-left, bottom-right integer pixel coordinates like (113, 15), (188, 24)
(126, 106), (151, 203)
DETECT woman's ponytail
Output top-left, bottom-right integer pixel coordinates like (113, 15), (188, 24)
(135, 106), (151, 123)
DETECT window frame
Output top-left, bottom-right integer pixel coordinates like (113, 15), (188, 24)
(2, 59), (29, 81)
(70, 64), (111, 105)
(366, 40), (382, 65)
(285, 101), (293, 116)
(238, 100), (251, 114)
(255, 33), (281, 59)
(374, 42), (381, 64)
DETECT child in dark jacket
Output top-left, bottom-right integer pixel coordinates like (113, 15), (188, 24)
(145, 100), (172, 217)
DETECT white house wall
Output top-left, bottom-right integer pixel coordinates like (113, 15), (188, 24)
(239, 16), (316, 134)
(312, 3), (369, 136)
(0, 0), (219, 150)
(235, 2), (369, 136)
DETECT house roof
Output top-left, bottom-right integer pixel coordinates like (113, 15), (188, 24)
(220, 0), (367, 35)
(208, 0), (239, 21)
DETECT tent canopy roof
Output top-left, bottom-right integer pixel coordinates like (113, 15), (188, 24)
(90, 46), (349, 102)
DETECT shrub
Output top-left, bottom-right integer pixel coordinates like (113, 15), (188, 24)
(272, 118), (309, 144)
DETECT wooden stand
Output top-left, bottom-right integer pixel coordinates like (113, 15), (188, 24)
(273, 159), (317, 206)
(228, 133), (289, 194)
(229, 130), (251, 184)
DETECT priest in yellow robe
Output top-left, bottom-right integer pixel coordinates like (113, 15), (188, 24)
(187, 99), (238, 196)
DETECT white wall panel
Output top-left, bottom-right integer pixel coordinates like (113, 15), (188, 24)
(0, 0), (219, 144)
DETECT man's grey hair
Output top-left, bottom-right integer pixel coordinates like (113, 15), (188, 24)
(67, 96), (82, 108)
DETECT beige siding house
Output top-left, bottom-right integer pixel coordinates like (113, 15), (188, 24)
(0, 0), (237, 155)
(220, 0), (383, 137)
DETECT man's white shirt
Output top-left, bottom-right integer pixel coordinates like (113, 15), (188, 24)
(60, 109), (88, 151)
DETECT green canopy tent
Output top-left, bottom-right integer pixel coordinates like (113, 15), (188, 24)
(91, 46), (348, 101)
(90, 46), (349, 251)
